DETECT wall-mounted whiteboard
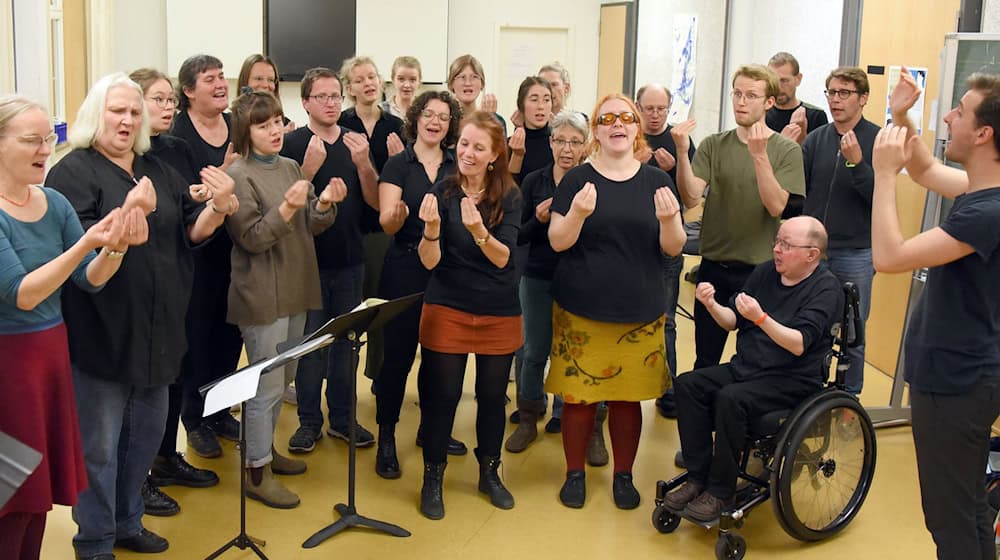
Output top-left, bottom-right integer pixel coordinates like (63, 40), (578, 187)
(166, 0), (264, 77)
(356, 0), (449, 83)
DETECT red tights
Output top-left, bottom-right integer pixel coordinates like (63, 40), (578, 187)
(561, 401), (642, 473)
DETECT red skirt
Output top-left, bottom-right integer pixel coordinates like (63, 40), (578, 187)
(419, 303), (523, 355)
(0, 323), (88, 514)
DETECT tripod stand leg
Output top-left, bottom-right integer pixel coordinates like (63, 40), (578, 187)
(353, 515), (412, 537)
(302, 518), (352, 548)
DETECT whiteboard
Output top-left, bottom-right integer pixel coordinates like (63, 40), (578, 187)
(495, 26), (571, 123)
(356, 0), (449, 84)
(165, 0), (264, 77)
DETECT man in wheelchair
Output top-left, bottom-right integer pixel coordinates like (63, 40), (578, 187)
(664, 216), (844, 522)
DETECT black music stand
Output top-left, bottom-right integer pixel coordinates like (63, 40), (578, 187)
(0, 431), (42, 510)
(301, 293), (424, 548)
(199, 335), (335, 560)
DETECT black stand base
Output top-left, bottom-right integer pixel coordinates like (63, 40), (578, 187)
(302, 503), (411, 548)
(205, 533), (268, 560)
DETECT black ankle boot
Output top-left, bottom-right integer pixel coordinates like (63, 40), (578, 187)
(375, 424), (401, 479)
(420, 462), (447, 520)
(476, 451), (514, 509)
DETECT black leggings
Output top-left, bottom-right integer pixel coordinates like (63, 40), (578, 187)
(417, 348), (512, 464)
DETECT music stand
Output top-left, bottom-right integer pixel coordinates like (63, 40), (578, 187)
(301, 292), (424, 549)
(199, 335), (334, 560)
(0, 431), (42, 510)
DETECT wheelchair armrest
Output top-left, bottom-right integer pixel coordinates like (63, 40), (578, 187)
(840, 282), (865, 348)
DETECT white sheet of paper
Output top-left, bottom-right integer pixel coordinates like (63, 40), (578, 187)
(202, 357), (275, 417)
(278, 334), (333, 362)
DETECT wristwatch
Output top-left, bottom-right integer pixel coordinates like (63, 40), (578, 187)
(475, 233), (491, 246)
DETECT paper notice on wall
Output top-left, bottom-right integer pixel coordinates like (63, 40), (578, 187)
(885, 66), (928, 136)
(668, 15), (697, 124)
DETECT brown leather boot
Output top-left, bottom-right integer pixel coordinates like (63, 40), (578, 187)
(247, 465), (300, 509)
(504, 398), (545, 453)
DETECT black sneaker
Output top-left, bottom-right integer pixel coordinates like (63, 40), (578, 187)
(206, 414), (241, 441)
(150, 452), (219, 488)
(186, 425), (221, 458)
(141, 478), (179, 517)
(655, 390), (678, 419)
(559, 470), (586, 508)
(114, 527), (168, 553)
(327, 423), (375, 448)
(288, 425), (323, 454)
(612, 472), (640, 509)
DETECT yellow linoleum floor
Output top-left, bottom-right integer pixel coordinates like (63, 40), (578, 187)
(40, 260), (935, 560)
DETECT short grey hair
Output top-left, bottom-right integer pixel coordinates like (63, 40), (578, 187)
(550, 109), (588, 141)
(69, 72), (151, 154)
(539, 62), (570, 85)
(0, 95), (45, 137)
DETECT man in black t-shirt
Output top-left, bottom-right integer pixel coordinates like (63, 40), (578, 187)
(665, 216), (843, 523)
(766, 52), (829, 144)
(878, 69), (1000, 560)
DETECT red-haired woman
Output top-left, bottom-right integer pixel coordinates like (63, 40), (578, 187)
(415, 111), (522, 520)
(547, 93), (686, 510)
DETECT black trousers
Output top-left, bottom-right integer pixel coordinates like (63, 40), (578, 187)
(374, 244), (430, 426)
(911, 376), (1000, 560)
(693, 259), (755, 369)
(158, 382), (183, 457)
(674, 364), (820, 499)
(417, 348), (512, 464)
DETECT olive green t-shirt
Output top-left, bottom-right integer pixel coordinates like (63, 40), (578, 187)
(692, 129), (804, 264)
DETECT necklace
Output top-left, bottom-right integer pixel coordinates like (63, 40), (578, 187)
(0, 187), (31, 207)
(461, 186), (485, 196)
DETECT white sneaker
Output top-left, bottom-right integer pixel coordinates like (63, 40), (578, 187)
(283, 384), (297, 406)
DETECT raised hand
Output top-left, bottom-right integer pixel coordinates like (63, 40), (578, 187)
(220, 142), (240, 171)
(124, 176), (157, 216)
(386, 132), (405, 157)
(460, 196), (487, 237)
(418, 193), (440, 231)
(747, 121), (769, 156)
(654, 186), (680, 221)
(284, 179), (310, 210)
(384, 199), (409, 227)
(873, 124), (913, 176)
(670, 119), (697, 154)
(319, 177), (348, 205)
(783, 106), (808, 143)
(569, 182), (597, 218)
(780, 122), (804, 143)
(201, 166), (238, 215)
(535, 197), (553, 223)
(694, 282), (716, 308)
(188, 184), (211, 203)
(509, 109), (524, 128)
(481, 93), (498, 114)
(634, 144), (653, 164)
(301, 134), (328, 180)
(508, 128), (526, 155)
(85, 207), (125, 250)
(889, 66), (922, 117)
(284, 119), (297, 134)
(734, 292), (764, 323)
(120, 206), (150, 246)
(840, 130), (863, 164)
(653, 147), (676, 171)
(343, 132), (371, 168)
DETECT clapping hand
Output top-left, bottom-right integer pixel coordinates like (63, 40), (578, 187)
(284, 179), (310, 210)
(889, 66), (922, 117)
(124, 176), (157, 216)
(670, 119), (697, 154)
(386, 133), (405, 157)
(319, 177), (348, 205)
(481, 93), (498, 114)
(508, 128), (526, 155)
(120, 207), (150, 246)
(344, 132), (372, 168)
(840, 131), (863, 164)
(535, 197), (553, 223)
(653, 148), (676, 171)
(734, 292), (764, 323)
(654, 187), (680, 222)
(85, 207), (125, 251)
(747, 121), (770, 157)
(302, 134), (328, 180)
(460, 197), (487, 237)
(873, 124), (916, 176)
(569, 182), (597, 218)
(695, 282), (717, 308)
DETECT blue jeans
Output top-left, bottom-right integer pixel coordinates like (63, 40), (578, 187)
(826, 248), (873, 394)
(295, 264), (365, 428)
(658, 254), (684, 401)
(517, 275), (562, 417)
(242, 313), (307, 466)
(71, 367), (168, 557)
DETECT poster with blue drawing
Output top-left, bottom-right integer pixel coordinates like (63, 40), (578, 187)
(669, 15), (697, 123)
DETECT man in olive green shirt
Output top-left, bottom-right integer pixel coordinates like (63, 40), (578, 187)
(672, 64), (806, 369)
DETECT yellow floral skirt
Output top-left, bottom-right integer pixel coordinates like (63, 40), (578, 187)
(544, 302), (670, 405)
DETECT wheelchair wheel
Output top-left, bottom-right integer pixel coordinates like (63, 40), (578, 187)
(714, 533), (746, 560)
(771, 393), (876, 541)
(651, 505), (681, 533)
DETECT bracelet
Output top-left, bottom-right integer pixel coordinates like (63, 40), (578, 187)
(474, 233), (491, 247)
(102, 247), (126, 260)
(754, 312), (768, 327)
(422, 231), (441, 242)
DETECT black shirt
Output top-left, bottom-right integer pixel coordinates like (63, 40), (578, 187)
(802, 118), (880, 249)
(170, 111), (232, 173)
(518, 165), (560, 281)
(729, 261), (843, 383)
(149, 134), (200, 185)
(903, 187), (1000, 394)
(644, 124), (695, 190)
(282, 126), (367, 269)
(423, 179), (522, 316)
(513, 125), (553, 185)
(46, 148), (203, 387)
(766, 102), (829, 135)
(337, 107), (404, 173)
(551, 163), (670, 323)
(379, 142), (455, 247)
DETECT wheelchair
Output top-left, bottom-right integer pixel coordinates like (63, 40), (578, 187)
(651, 282), (877, 560)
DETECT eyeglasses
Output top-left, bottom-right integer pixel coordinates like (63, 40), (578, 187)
(147, 96), (178, 109)
(596, 112), (637, 126)
(731, 90), (766, 102)
(308, 94), (343, 104)
(5, 133), (58, 149)
(551, 138), (585, 148)
(420, 109), (452, 123)
(824, 88), (860, 100)
(454, 73), (482, 84)
(641, 105), (669, 115)
(773, 237), (817, 251)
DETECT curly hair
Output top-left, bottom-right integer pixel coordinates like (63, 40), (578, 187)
(403, 90), (461, 147)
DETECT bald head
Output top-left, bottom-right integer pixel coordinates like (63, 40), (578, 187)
(774, 216), (827, 282)
(786, 216), (828, 256)
(636, 84), (672, 135)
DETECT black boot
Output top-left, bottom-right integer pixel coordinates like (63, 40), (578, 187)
(476, 451), (514, 509)
(375, 424), (401, 479)
(420, 462), (447, 520)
